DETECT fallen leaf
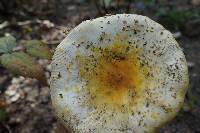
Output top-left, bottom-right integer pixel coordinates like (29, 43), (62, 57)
(0, 52), (46, 84)
(0, 35), (17, 54)
(0, 109), (7, 122)
(24, 40), (52, 59)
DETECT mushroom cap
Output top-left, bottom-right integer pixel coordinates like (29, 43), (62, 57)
(50, 14), (189, 133)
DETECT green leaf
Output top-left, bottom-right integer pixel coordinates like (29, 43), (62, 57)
(0, 52), (46, 84)
(0, 109), (7, 122)
(24, 40), (52, 59)
(0, 35), (17, 54)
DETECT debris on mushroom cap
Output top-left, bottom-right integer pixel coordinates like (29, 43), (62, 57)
(50, 14), (189, 133)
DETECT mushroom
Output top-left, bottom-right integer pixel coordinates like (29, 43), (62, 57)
(50, 14), (189, 133)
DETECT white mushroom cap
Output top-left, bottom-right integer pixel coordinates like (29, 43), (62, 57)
(50, 14), (189, 133)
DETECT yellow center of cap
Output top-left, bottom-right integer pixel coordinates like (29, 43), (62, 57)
(76, 41), (150, 109)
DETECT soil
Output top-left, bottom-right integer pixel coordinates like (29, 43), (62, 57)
(0, 0), (199, 133)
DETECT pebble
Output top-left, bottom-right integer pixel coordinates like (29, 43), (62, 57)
(5, 85), (17, 96)
(9, 93), (20, 103)
(5, 77), (37, 104)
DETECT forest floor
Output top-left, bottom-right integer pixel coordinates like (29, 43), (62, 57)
(0, 0), (200, 133)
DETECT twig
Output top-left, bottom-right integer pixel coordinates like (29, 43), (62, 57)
(54, 25), (73, 35)
(0, 19), (47, 29)
(5, 124), (12, 133)
(0, 21), (9, 29)
(1, 123), (12, 133)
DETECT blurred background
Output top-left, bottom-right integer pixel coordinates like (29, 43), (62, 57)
(0, 0), (199, 133)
